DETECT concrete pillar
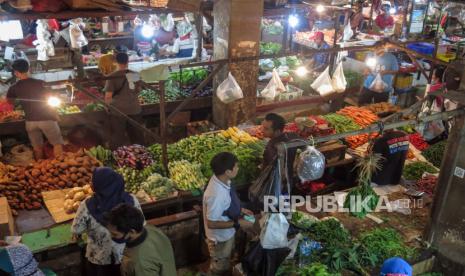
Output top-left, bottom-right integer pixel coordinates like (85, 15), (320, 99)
(212, 0), (263, 128)
(426, 113), (465, 272)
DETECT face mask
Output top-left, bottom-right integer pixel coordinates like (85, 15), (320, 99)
(112, 233), (129, 244)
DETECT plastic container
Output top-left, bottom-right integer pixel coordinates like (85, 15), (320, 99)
(298, 238), (322, 268)
(407, 43), (435, 56)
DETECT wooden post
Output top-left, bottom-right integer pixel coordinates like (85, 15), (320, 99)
(159, 80), (169, 174)
(195, 14), (203, 61)
(212, 0), (264, 128)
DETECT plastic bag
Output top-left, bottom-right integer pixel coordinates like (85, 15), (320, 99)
(311, 67), (335, 96)
(343, 23), (354, 41)
(416, 101), (446, 141)
(260, 213), (289, 249)
(69, 19), (87, 49)
(248, 161), (282, 212)
(216, 72), (243, 104)
(296, 146), (325, 182)
(331, 62), (347, 93)
(369, 73), (388, 93)
(241, 241), (290, 276)
(260, 69), (286, 100)
(161, 14), (175, 32)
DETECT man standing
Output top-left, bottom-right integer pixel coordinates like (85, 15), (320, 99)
(105, 203), (176, 276)
(104, 52), (143, 148)
(359, 46), (399, 104)
(374, 2), (395, 32)
(7, 59), (63, 160)
(203, 152), (253, 275)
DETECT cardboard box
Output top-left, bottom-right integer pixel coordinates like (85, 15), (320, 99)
(0, 197), (15, 239)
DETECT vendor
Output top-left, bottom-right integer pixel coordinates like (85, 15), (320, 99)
(311, 32), (330, 72)
(350, 1), (365, 34)
(104, 52), (143, 148)
(98, 45), (128, 76)
(371, 129), (409, 185)
(6, 59), (64, 160)
(72, 167), (142, 276)
(374, 2), (394, 31)
(203, 152), (253, 275)
(359, 46), (399, 104)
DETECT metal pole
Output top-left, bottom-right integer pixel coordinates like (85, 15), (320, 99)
(329, 11), (341, 74)
(159, 80), (169, 174)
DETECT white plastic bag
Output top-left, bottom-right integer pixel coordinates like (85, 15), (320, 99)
(216, 72), (244, 104)
(369, 73), (388, 93)
(161, 14), (175, 32)
(260, 213), (289, 249)
(343, 23), (354, 41)
(331, 62), (347, 93)
(260, 69), (286, 100)
(296, 146), (325, 182)
(416, 101), (445, 141)
(311, 67), (335, 96)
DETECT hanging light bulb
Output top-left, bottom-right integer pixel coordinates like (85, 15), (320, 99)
(295, 66), (309, 77)
(366, 57), (377, 68)
(141, 23), (154, 38)
(47, 96), (62, 107)
(316, 5), (325, 13)
(288, 15), (299, 28)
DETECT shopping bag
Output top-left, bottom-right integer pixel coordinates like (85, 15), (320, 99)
(296, 146), (325, 182)
(260, 69), (286, 100)
(416, 101), (445, 141)
(311, 67), (335, 96)
(369, 73), (388, 93)
(343, 23), (354, 41)
(161, 13), (175, 32)
(241, 241), (291, 276)
(216, 72), (244, 104)
(331, 62), (347, 93)
(260, 212), (289, 249)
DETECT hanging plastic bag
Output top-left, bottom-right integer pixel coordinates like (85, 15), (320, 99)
(331, 62), (347, 93)
(416, 101), (445, 141)
(69, 19), (87, 49)
(296, 146), (325, 182)
(161, 14), (175, 32)
(311, 67), (335, 96)
(260, 213), (289, 249)
(343, 23), (354, 41)
(369, 73), (388, 93)
(216, 72), (244, 104)
(260, 69), (286, 100)
(248, 160), (282, 212)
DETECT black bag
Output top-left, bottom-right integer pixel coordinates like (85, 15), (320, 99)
(242, 241), (291, 276)
(248, 159), (282, 212)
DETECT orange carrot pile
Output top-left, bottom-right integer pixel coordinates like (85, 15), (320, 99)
(337, 106), (379, 127)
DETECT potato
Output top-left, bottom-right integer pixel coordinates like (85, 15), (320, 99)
(73, 191), (86, 201)
(72, 202), (80, 211)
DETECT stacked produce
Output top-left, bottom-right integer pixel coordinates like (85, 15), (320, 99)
(290, 210), (319, 230)
(416, 175), (438, 195)
(64, 185), (93, 214)
(219, 127), (259, 145)
(88, 146), (113, 166)
(113, 144), (154, 169)
(260, 42), (282, 55)
(138, 81), (189, 105)
(423, 140), (447, 167)
(141, 173), (177, 200)
(57, 105), (81, 115)
(244, 125), (264, 139)
(116, 165), (157, 193)
(323, 114), (361, 134)
(408, 133), (429, 151)
(169, 160), (207, 191)
(82, 103), (105, 112)
(0, 111), (24, 122)
(364, 102), (400, 115)
(403, 161), (438, 181)
(337, 106), (378, 127)
(169, 68), (208, 87)
(0, 150), (99, 213)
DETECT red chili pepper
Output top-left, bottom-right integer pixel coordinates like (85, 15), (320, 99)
(409, 133), (429, 151)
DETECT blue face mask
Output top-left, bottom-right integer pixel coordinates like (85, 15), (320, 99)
(112, 232), (129, 244)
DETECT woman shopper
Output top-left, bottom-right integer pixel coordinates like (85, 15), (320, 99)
(72, 167), (142, 276)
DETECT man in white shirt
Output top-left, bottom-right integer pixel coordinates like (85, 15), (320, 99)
(203, 152), (252, 275)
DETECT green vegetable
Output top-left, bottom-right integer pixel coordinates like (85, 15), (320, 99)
(169, 68), (208, 86)
(83, 103), (105, 112)
(344, 70), (364, 88)
(139, 80), (188, 104)
(399, 125), (416, 134)
(260, 42), (282, 55)
(277, 262), (338, 276)
(323, 114), (361, 134)
(291, 210), (319, 229)
(169, 160), (207, 191)
(262, 20), (284, 36)
(116, 165), (158, 193)
(403, 161), (438, 181)
(88, 146), (113, 166)
(358, 228), (417, 265)
(422, 140), (447, 167)
(286, 56), (301, 69)
(141, 173), (176, 199)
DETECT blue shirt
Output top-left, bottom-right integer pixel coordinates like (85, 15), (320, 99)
(314, 42), (330, 68)
(363, 52), (399, 92)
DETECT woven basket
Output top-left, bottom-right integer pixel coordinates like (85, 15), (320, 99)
(150, 0), (169, 7)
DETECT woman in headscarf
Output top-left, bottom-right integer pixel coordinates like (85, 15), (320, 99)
(0, 244), (44, 276)
(72, 167), (142, 276)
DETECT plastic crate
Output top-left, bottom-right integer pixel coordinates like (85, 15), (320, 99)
(407, 43), (434, 56)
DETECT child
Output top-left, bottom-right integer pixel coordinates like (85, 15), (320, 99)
(203, 152), (252, 275)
